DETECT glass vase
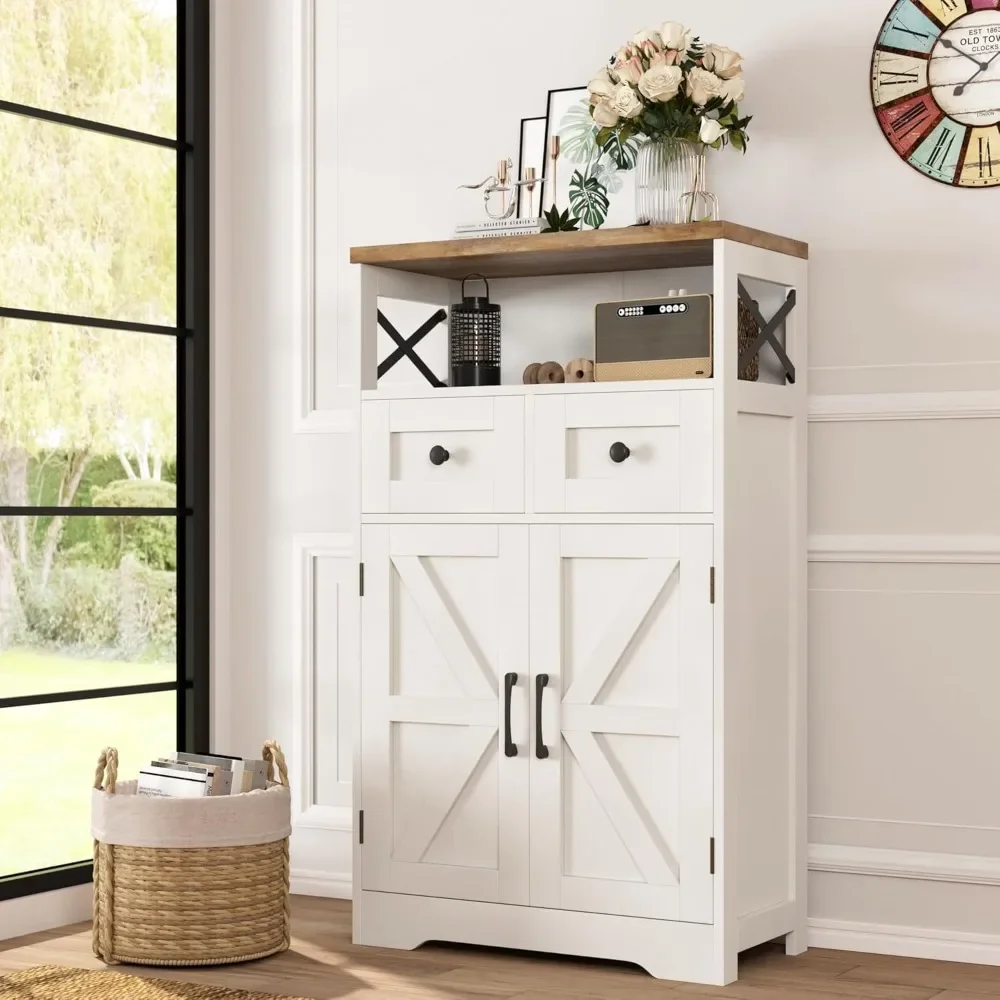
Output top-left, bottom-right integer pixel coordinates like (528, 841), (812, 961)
(634, 138), (718, 225)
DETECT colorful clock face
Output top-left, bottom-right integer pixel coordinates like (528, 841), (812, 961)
(872, 0), (1000, 186)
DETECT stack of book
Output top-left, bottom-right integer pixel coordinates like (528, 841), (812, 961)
(454, 218), (542, 239)
(137, 751), (270, 798)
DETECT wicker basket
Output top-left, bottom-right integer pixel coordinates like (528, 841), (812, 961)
(91, 741), (291, 967)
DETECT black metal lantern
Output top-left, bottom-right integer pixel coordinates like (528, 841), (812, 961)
(450, 274), (501, 386)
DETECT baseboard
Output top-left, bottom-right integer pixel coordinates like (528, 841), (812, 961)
(809, 918), (1000, 966)
(290, 869), (352, 899)
(0, 883), (92, 942)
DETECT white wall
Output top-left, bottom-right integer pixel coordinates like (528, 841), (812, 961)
(216, 0), (1000, 960)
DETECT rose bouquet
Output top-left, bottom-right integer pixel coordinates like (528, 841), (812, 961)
(588, 21), (751, 153)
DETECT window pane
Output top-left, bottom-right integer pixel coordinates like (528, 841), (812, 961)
(0, 0), (177, 137)
(0, 516), (176, 697)
(0, 689), (176, 877)
(0, 114), (176, 325)
(0, 321), (176, 506)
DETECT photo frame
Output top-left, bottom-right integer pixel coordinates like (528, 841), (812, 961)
(542, 85), (636, 229)
(516, 116), (546, 219)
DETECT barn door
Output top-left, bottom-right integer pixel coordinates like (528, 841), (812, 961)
(529, 524), (714, 922)
(360, 523), (529, 904)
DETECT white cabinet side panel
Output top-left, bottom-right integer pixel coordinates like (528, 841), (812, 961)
(730, 410), (797, 920)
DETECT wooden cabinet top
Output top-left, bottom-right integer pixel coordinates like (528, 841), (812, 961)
(350, 222), (807, 280)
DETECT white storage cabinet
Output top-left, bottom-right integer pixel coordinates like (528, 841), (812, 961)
(351, 226), (809, 986)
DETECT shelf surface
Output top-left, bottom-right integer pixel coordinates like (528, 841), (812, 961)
(350, 222), (808, 280)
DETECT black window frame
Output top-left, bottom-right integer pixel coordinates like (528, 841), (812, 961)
(0, 0), (210, 903)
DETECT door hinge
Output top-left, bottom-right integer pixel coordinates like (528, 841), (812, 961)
(710, 836), (716, 875)
(709, 566), (715, 604)
(359, 809), (364, 845)
(359, 562), (365, 597)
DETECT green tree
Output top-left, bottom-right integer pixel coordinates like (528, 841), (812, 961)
(0, 0), (176, 630)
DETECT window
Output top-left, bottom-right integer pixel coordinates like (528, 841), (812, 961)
(0, 0), (208, 899)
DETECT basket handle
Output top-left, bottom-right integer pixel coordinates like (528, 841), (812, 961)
(94, 747), (119, 793)
(262, 740), (289, 787)
(461, 273), (489, 301)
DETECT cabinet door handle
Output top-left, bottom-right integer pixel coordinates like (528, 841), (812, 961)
(503, 672), (518, 758)
(535, 673), (550, 759)
(428, 445), (450, 466)
(609, 441), (631, 464)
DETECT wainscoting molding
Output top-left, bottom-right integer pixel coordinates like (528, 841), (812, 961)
(808, 918), (1000, 967)
(292, 533), (356, 833)
(292, 0), (352, 434)
(809, 843), (1000, 887)
(809, 390), (1000, 423)
(808, 535), (1000, 565)
(289, 869), (353, 899)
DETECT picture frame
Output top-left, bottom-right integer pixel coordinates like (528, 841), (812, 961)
(516, 116), (546, 219)
(541, 85), (636, 229)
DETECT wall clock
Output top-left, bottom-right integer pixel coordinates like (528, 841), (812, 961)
(871, 0), (1000, 186)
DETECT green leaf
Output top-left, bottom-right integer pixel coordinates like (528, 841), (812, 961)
(600, 128), (641, 170)
(730, 131), (746, 152)
(568, 169), (610, 230)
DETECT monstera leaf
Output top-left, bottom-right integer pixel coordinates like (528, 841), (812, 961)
(568, 169), (610, 230)
(600, 130), (641, 170)
(557, 98), (600, 165)
(594, 153), (625, 195)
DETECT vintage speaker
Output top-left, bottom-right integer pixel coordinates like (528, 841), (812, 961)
(594, 294), (713, 382)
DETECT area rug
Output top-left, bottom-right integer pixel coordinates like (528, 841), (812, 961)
(0, 966), (310, 1000)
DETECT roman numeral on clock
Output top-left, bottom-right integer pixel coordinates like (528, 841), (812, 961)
(926, 130), (956, 168)
(893, 24), (930, 40)
(880, 69), (921, 83)
(892, 101), (933, 134)
(979, 136), (996, 177)
(941, 0), (958, 10)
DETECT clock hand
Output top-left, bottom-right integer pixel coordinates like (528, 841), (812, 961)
(940, 37), (988, 71)
(954, 49), (1000, 96)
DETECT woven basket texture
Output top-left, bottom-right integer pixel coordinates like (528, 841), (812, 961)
(91, 742), (290, 967)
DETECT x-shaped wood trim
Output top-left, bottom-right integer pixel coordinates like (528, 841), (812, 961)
(737, 283), (797, 384)
(391, 555), (497, 700)
(377, 308), (447, 387)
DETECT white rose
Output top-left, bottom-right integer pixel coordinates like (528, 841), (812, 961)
(588, 67), (615, 102)
(591, 99), (620, 127)
(702, 44), (743, 80)
(660, 21), (693, 53)
(638, 63), (683, 103)
(686, 66), (723, 106)
(632, 28), (663, 49)
(699, 116), (726, 144)
(720, 75), (745, 104)
(610, 82), (643, 119)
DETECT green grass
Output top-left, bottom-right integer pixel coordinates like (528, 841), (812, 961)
(0, 649), (177, 879)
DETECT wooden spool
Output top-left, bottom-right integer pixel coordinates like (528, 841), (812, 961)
(536, 362), (565, 384)
(522, 362), (541, 384)
(564, 358), (595, 383)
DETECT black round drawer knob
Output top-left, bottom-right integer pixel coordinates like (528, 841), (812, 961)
(429, 445), (450, 466)
(609, 442), (631, 464)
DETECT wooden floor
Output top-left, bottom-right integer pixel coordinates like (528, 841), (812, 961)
(3, 896), (1000, 999)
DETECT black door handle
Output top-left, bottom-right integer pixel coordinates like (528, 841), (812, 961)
(504, 672), (518, 758)
(429, 445), (450, 466)
(535, 673), (550, 759)
(609, 441), (630, 463)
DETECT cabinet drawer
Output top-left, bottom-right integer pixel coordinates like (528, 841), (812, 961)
(532, 390), (713, 514)
(362, 397), (524, 513)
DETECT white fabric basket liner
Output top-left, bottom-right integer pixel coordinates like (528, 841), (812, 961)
(91, 779), (291, 848)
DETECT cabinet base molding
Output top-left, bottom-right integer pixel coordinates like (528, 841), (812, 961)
(356, 890), (731, 984)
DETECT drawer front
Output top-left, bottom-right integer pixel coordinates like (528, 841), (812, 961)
(532, 390), (713, 514)
(362, 397), (524, 513)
